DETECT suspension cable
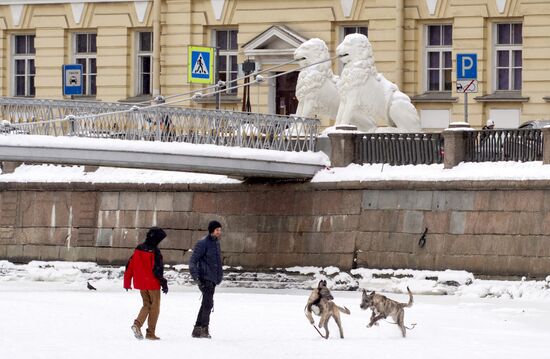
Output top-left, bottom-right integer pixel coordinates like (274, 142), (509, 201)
(143, 55), (343, 108)
(9, 55), (345, 123)
(130, 57), (305, 105)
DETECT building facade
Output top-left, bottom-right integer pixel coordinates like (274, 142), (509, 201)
(0, 0), (549, 130)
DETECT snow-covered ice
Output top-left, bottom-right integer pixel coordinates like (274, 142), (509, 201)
(1, 261), (550, 358)
(1, 280), (549, 359)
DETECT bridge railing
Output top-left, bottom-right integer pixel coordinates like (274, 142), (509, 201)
(0, 97), (320, 152)
(463, 129), (543, 162)
(355, 132), (444, 165)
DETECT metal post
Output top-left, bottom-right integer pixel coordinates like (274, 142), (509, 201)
(215, 46), (221, 110)
(68, 115), (76, 135)
(395, 0), (404, 89)
(464, 92), (468, 123)
(152, 0), (161, 97)
(257, 78), (261, 111)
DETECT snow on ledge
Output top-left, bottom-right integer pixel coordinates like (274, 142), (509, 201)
(0, 164), (241, 184)
(313, 161), (550, 182)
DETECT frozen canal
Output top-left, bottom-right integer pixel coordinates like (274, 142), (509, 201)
(1, 280), (549, 359)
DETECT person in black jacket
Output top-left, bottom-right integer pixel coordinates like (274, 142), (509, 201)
(189, 220), (223, 339)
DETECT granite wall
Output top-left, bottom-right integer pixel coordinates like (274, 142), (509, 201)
(2, 180), (550, 277)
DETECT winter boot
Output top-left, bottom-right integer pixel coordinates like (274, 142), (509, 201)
(191, 325), (202, 338)
(131, 324), (144, 340)
(145, 329), (161, 340)
(200, 326), (212, 339)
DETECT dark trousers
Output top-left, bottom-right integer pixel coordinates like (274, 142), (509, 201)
(195, 280), (216, 327)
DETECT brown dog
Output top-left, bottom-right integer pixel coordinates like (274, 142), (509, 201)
(304, 280), (351, 339)
(360, 287), (413, 337)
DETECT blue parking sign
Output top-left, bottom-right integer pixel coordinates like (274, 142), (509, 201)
(62, 64), (83, 96)
(456, 54), (477, 80)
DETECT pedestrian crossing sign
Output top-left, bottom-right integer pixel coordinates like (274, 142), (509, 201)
(188, 46), (215, 84)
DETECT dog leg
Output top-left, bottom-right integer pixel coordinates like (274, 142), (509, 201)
(318, 310), (329, 329)
(304, 308), (315, 325)
(369, 310), (379, 326)
(397, 310), (406, 338)
(333, 312), (344, 339)
(323, 318), (330, 339)
(367, 314), (386, 328)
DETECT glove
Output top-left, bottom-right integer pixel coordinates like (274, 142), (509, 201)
(160, 279), (168, 294)
(197, 280), (205, 292)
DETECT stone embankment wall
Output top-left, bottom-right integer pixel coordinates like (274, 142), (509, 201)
(1, 181), (550, 277)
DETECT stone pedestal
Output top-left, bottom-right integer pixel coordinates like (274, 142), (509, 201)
(442, 130), (467, 169)
(448, 122), (471, 128)
(1, 161), (22, 174)
(543, 127), (550, 165)
(84, 165), (99, 173)
(328, 126), (358, 168)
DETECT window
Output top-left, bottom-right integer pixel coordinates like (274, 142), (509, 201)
(214, 29), (238, 94)
(495, 23), (522, 91)
(425, 25), (452, 92)
(342, 26), (368, 38)
(137, 32), (153, 95)
(13, 34), (35, 97)
(74, 33), (97, 96)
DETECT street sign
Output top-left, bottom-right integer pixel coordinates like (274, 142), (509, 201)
(456, 79), (478, 93)
(188, 46), (215, 84)
(456, 54), (478, 125)
(456, 53), (477, 80)
(62, 64), (83, 96)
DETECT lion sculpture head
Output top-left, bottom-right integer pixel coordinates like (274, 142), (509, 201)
(294, 38), (331, 67)
(293, 38), (339, 126)
(337, 34), (378, 91)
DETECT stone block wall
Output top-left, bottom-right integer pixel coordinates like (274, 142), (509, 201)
(2, 181), (550, 277)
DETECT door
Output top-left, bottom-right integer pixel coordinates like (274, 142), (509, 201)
(275, 72), (299, 116)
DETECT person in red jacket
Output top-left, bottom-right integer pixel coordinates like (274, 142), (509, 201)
(124, 227), (169, 340)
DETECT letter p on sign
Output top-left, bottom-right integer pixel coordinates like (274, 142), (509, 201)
(457, 54), (477, 80)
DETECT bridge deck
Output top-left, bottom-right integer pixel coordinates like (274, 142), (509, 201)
(0, 98), (325, 179)
(0, 135), (328, 179)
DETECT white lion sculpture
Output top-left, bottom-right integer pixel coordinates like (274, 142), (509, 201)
(336, 33), (421, 132)
(293, 38), (339, 128)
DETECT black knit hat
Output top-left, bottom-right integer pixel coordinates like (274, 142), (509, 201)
(208, 220), (222, 234)
(145, 227), (166, 246)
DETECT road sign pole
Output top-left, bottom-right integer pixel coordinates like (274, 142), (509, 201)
(464, 92), (468, 123)
(216, 47), (221, 110)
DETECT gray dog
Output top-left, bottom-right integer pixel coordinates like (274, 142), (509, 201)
(305, 280), (350, 339)
(360, 287), (414, 337)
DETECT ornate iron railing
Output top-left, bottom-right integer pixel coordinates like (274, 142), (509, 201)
(356, 132), (444, 166)
(464, 129), (543, 162)
(0, 97), (320, 152)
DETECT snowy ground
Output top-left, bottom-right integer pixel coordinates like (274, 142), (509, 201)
(1, 261), (550, 358)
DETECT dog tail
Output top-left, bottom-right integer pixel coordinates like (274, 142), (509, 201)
(337, 305), (351, 315)
(403, 286), (413, 308)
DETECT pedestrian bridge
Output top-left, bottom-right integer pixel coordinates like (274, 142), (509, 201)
(0, 98), (326, 179)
